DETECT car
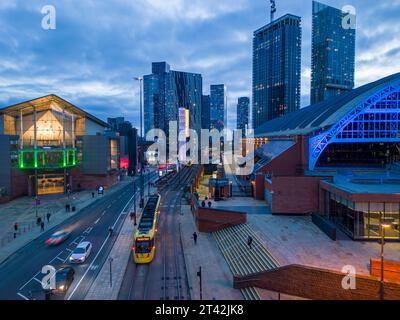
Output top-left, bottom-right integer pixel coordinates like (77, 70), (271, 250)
(69, 241), (92, 263)
(54, 266), (75, 294)
(45, 230), (71, 246)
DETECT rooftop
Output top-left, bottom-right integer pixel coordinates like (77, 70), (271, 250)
(309, 168), (400, 194)
(254, 73), (400, 138)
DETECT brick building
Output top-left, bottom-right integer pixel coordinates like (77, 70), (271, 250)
(247, 73), (400, 241)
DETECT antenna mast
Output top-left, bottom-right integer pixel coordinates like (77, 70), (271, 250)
(270, 0), (277, 22)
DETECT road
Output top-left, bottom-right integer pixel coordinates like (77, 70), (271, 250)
(118, 165), (198, 300)
(0, 171), (157, 300)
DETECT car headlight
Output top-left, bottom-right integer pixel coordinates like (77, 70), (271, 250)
(59, 285), (65, 291)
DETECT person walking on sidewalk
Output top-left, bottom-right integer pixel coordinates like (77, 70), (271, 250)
(46, 212), (51, 223)
(14, 222), (18, 238)
(37, 216), (42, 226)
(193, 232), (198, 245)
(40, 221), (45, 232)
(247, 235), (253, 250)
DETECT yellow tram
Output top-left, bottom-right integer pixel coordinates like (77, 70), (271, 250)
(133, 194), (160, 264)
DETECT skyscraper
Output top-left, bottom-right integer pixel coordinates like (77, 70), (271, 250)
(237, 97), (250, 136)
(144, 62), (202, 139)
(201, 94), (211, 130)
(210, 84), (227, 131)
(311, 1), (356, 104)
(252, 14), (302, 129)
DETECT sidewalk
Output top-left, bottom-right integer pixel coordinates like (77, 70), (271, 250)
(180, 204), (243, 300)
(0, 177), (134, 264)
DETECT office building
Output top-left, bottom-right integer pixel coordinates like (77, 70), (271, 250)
(144, 62), (202, 139)
(237, 97), (250, 136)
(210, 84), (227, 131)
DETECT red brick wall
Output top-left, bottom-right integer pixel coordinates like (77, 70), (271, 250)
(270, 176), (332, 215)
(254, 175), (265, 200)
(193, 207), (247, 233)
(253, 136), (310, 201)
(70, 168), (120, 191)
(10, 169), (29, 199)
(234, 264), (400, 300)
(371, 258), (400, 284)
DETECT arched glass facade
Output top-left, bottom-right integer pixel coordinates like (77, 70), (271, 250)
(311, 83), (400, 169)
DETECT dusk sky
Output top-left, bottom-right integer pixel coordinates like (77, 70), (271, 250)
(1, 0), (400, 129)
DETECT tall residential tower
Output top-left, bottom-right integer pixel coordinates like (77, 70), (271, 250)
(311, 1), (356, 104)
(252, 14), (302, 129)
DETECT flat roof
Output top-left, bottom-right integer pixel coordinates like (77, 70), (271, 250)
(313, 169), (400, 195)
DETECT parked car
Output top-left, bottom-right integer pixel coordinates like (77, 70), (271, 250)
(69, 241), (92, 263)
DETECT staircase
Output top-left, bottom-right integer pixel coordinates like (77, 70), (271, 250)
(213, 223), (280, 300)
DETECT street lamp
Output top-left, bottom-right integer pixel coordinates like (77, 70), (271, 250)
(379, 214), (392, 300)
(134, 76), (145, 208)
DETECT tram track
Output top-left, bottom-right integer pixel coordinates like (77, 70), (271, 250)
(123, 165), (198, 300)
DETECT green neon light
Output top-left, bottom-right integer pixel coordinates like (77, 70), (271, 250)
(19, 151), (24, 169)
(34, 150), (38, 168)
(18, 148), (78, 170)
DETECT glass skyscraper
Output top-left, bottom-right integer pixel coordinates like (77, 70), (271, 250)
(311, 1), (356, 104)
(144, 62), (202, 139)
(210, 84), (227, 131)
(252, 14), (302, 130)
(237, 97), (249, 136)
(201, 94), (211, 130)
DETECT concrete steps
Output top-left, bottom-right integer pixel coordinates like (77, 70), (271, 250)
(213, 223), (280, 300)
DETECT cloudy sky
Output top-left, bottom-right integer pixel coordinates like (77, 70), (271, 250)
(1, 0), (400, 129)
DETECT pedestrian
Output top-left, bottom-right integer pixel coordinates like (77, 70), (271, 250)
(14, 222), (18, 232)
(91, 191), (95, 198)
(46, 212), (51, 223)
(40, 221), (45, 232)
(247, 235), (253, 250)
(193, 232), (198, 245)
(207, 201), (212, 208)
(37, 217), (42, 226)
(201, 200), (206, 208)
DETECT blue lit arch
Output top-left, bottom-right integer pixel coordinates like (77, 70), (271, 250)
(309, 82), (400, 170)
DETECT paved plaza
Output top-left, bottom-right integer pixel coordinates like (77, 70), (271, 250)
(248, 214), (400, 276)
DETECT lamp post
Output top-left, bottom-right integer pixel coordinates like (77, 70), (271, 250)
(134, 76), (145, 209)
(379, 214), (392, 300)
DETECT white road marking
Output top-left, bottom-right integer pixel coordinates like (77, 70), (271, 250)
(84, 227), (93, 234)
(17, 292), (29, 300)
(94, 218), (101, 225)
(67, 193), (136, 300)
(19, 271), (41, 291)
(33, 277), (42, 284)
(66, 248), (73, 252)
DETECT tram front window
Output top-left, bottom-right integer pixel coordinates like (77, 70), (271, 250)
(136, 240), (151, 253)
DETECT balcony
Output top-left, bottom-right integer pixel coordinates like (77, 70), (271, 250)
(19, 148), (77, 170)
